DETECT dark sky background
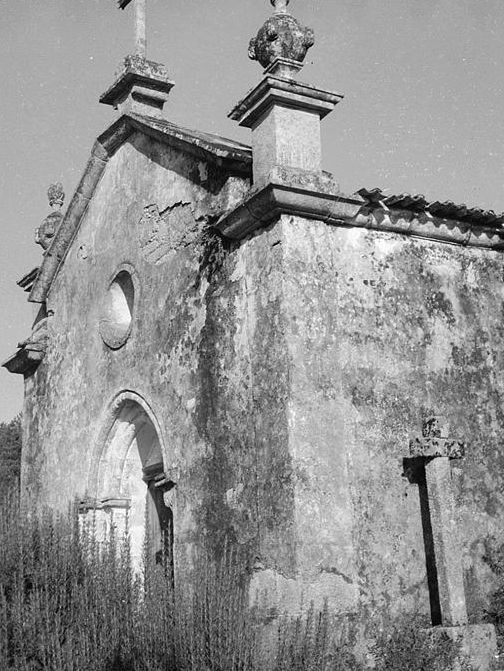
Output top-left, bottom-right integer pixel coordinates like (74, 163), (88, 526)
(1, 0), (504, 421)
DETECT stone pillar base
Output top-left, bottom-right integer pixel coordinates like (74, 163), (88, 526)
(427, 624), (497, 671)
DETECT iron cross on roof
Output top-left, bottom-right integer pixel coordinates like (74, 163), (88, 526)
(117, 0), (147, 58)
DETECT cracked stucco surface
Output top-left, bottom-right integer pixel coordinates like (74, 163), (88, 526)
(21, 134), (504, 632)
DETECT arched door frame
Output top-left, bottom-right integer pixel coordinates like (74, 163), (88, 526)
(85, 389), (175, 571)
(88, 389), (168, 500)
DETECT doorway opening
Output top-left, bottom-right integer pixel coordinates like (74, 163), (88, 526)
(95, 396), (173, 573)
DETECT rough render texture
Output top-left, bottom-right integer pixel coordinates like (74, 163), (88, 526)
(22, 130), (252, 522)
(251, 106), (322, 184)
(21, 130), (504, 642)
(274, 215), (504, 631)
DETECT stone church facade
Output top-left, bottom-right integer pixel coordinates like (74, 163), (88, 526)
(4, 0), (504, 667)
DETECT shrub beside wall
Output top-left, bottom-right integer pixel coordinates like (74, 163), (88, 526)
(0, 492), (470, 671)
(0, 415), (21, 498)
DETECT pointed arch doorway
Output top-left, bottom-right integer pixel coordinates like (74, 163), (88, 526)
(94, 394), (174, 571)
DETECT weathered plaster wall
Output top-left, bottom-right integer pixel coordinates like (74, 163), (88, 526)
(22, 139), (504, 632)
(22, 132), (306, 602)
(21, 131), (257, 553)
(275, 214), (504, 628)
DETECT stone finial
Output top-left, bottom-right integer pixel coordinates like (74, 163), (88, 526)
(229, 0), (341, 188)
(35, 183), (65, 251)
(47, 182), (65, 210)
(248, 0), (314, 69)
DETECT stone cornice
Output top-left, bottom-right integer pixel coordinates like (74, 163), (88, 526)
(229, 75), (343, 128)
(2, 346), (45, 376)
(216, 167), (504, 250)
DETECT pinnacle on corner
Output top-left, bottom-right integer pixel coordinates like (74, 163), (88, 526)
(100, 0), (174, 118)
(229, 0), (342, 185)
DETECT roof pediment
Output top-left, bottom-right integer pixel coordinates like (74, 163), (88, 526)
(99, 114), (252, 169)
(29, 114), (252, 304)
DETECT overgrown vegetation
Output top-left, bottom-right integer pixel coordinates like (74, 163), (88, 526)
(196, 226), (230, 288)
(483, 535), (504, 660)
(0, 492), (470, 670)
(0, 414), (21, 497)
(486, 583), (504, 655)
(372, 617), (472, 671)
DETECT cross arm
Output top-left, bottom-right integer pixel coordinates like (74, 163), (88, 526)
(409, 437), (465, 460)
(409, 416), (465, 460)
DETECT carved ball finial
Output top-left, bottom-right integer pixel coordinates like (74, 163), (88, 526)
(47, 182), (65, 210)
(35, 183), (65, 250)
(249, 1), (314, 70)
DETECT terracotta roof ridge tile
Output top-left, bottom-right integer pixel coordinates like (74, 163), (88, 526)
(356, 187), (504, 228)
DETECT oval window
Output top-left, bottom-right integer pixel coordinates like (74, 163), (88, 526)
(100, 270), (135, 349)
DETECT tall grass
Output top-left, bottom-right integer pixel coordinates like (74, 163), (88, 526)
(0, 491), (469, 670)
(0, 493), (142, 670)
(0, 491), (262, 671)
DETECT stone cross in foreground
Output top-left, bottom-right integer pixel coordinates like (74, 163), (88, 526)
(408, 417), (467, 627)
(117, 0), (146, 58)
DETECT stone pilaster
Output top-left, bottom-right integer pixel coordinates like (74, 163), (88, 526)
(229, 60), (342, 185)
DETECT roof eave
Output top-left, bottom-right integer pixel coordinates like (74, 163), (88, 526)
(123, 114), (252, 172)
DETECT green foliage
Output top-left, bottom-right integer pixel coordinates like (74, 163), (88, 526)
(0, 493), (143, 671)
(0, 494), (469, 670)
(0, 494), (258, 671)
(0, 415), (21, 496)
(486, 585), (504, 664)
(372, 616), (470, 671)
(483, 535), (504, 660)
(482, 536), (504, 578)
(197, 227), (230, 286)
(272, 604), (362, 671)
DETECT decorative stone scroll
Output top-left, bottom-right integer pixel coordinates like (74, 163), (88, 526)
(406, 416), (468, 627)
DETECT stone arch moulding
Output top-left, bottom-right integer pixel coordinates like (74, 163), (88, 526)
(88, 389), (168, 500)
(86, 389), (175, 569)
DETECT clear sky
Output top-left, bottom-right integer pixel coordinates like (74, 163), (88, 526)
(1, 0), (504, 422)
